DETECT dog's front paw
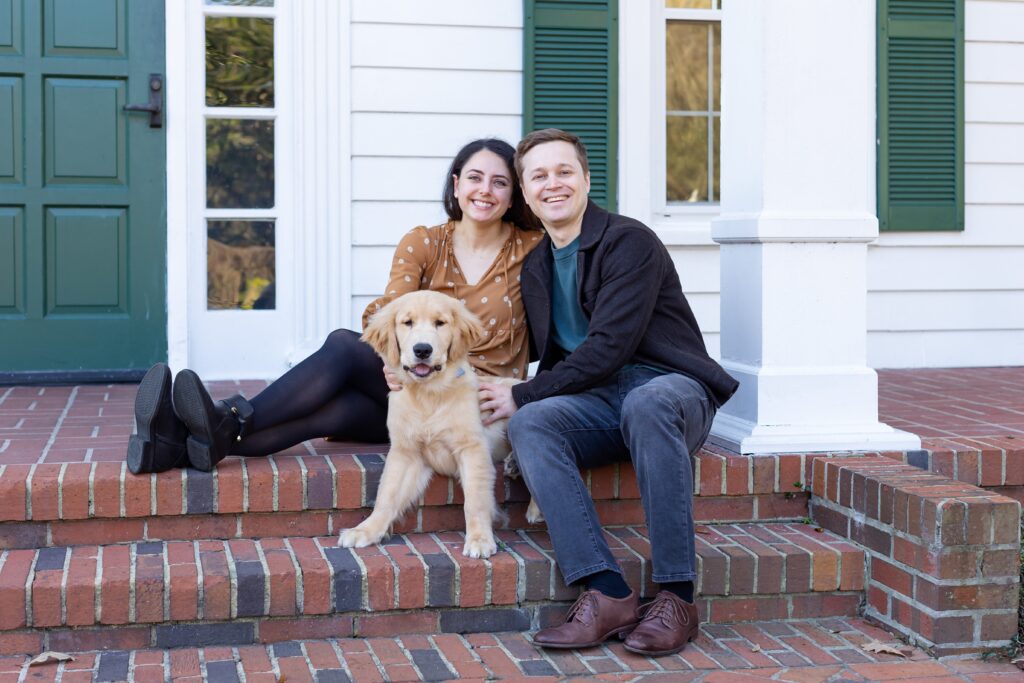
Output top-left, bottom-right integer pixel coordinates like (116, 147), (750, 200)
(526, 498), (544, 524)
(338, 526), (382, 548)
(463, 532), (498, 559)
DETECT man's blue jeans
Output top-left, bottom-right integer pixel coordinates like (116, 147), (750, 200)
(508, 367), (714, 586)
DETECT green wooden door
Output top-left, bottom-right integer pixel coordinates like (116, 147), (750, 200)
(0, 0), (166, 380)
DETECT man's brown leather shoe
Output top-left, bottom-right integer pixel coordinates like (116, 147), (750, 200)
(532, 589), (639, 649)
(623, 590), (699, 656)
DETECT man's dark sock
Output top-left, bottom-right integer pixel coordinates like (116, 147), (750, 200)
(660, 581), (694, 603)
(582, 570), (631, 599)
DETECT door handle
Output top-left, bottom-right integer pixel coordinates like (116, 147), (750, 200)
(124, 74), (163, 128)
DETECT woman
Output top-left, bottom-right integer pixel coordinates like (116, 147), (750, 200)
(128, 138), (541, 474)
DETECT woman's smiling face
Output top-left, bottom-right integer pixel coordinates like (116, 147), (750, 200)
(453, 150), (514, 225)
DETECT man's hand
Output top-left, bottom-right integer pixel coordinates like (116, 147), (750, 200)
(383, 365), (402, 392)
(479, 382), (518, 425)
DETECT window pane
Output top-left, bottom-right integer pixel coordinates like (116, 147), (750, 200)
(206, 0), (274, 6)
(712, 23), (721, 111)
(206, 17), (274, 107)
(207, 221), (275, 310)
(666, 0), (712, 7)
(667, 116), (709, 203)
(712, 115), (720, 202)
(666, 22), (709, 111)
(206, 119), (274, 208)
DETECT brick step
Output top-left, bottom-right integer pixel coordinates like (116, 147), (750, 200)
(0, 450), (815, 548)
(0, 523), (865, 655)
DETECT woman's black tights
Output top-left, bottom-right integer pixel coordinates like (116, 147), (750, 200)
(229, 329), (390, 456)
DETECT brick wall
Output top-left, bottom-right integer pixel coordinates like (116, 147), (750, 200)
(809, 456), (1021, 656)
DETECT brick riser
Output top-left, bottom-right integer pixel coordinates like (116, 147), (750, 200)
(0, 451), (816, 549)
(0, 494), (811, 550)
(0, 523), (864, 656)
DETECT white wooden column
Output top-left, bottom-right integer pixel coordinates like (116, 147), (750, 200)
(286, 0), (352, 366)
(709, 0), (920, 454)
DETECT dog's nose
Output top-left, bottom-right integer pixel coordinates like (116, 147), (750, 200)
(413, 343), (432, 360)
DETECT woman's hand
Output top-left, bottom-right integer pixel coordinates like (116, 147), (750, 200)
(383, 365), (403, 392)
(479, 382), (517, 424)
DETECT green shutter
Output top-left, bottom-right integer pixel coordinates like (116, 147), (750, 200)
(878, 0), (964, 231)
(523, 0), (618, 211)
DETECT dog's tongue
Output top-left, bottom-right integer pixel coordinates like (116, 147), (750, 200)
(412, 364), (432, 377)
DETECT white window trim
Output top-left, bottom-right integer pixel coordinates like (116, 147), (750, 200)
(619, 0), (720, 246)
(166, 0), (352, 377)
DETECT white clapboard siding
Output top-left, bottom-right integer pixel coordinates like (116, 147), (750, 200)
(966, 1), (1024, 42)
(966, 164), (1024, 204)
(352, 68), (522, 115)
(684, 292), (720, 335)
(967, 123), (1024, 164)
(351, 0), (522, 28)
(352, 157), (452, 201)
(966, 83), (1024, 123)
(877, 205), (1024, 246)
(351, 246), (403, 296)
(667, 246), (721, 295)
(352, 201), (448, 246)
(869, 1), (1024, 367)
(352, 113), (522, 157)
(352, 24), (521, 71)
(868, 331), (1024, 368)
(869, 290), (1024, 331)
(869, 246), (1024, 291)
(966, 43), (1024, 84)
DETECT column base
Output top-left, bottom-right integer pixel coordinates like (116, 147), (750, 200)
(709, 412), (922, 455)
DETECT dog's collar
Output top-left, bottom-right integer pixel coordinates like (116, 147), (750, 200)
(455, 367), (465, 378)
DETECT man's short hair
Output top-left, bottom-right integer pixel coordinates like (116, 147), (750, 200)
(515, 128), (590, 179)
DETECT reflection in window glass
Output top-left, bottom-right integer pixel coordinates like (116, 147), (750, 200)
(206, 119), (274, 208)
(666, 20), (720, 203)
(667, 117), (709, 203)
(666, 22), (708, 111)
(666, 0), (713, 8)
(206, 17), (274, 107)
(207, 221), (275, 310)
(206, 0), (274, 6)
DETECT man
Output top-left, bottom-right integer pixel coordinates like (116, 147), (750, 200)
(479, 129), (738, 656)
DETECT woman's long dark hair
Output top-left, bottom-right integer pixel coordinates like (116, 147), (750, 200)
(442, 138), (540, 230)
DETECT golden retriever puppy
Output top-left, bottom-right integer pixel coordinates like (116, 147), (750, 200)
(337, 290), (522, 558)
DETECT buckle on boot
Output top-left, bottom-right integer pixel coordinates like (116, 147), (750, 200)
(223, 395), (255, 442)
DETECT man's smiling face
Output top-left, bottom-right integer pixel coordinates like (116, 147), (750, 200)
(519, 140), (591, 232)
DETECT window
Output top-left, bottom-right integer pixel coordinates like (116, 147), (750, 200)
(203, 0), (277, 309)
(664, 1), (721, 206)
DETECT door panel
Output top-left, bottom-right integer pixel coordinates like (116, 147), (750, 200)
(0, 0), (165, 376)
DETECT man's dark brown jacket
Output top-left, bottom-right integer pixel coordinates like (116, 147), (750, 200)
(511, 200), (739, 409)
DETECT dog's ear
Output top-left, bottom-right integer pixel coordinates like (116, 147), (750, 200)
(361, 301), (401, 367)
(449, 301), (487, 362)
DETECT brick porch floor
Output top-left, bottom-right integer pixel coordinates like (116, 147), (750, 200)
(2, 367), (1023, 467)
(1, 617), (1021, 682)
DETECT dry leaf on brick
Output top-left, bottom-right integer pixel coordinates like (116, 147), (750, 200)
(860, 640), (907, 657)
(29, 652), (75, 666)
(695, 525), (712, 534)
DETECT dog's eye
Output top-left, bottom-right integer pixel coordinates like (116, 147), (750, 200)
(402, 320), (413, 327)
(434, 320), (446, 327)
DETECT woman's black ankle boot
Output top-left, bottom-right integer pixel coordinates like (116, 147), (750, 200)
(171, 369), (254, 472)
(127, 363), (189, 474)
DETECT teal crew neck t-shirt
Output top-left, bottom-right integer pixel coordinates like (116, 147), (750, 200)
(550, 236), (589, 356)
